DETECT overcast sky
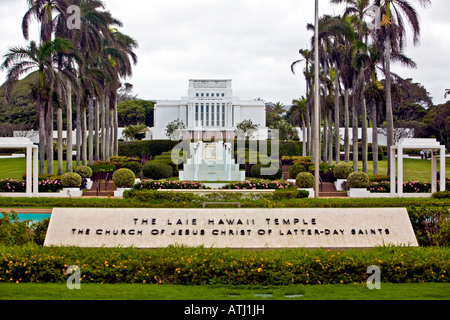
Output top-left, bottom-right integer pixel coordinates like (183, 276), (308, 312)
(1, 0), (449, 106)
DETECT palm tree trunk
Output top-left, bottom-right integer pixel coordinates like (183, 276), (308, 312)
(362, 98), (368, 174)
(57, 106), (63, 176)
(114, 95), (119, 156)
(334, 72), (340, 164)
(306, 100), (311, 157)
(46, 98), (54, 175)
(88, 98), (94, 165)
(105, 94), (110, 161)
(101, 94), (106, 161)
(344, 89), (350, 163)
(302, 117), (307, 157)
(352, 92), (359, 172)
(372, 100), (379, 176)
(327, 107), (333, 165)
(76, 95), (81, 166)
(109, 109), (116, 157)
(385, 36), (394, 176)
(38, 95), (46, 175)
(94, 97), (99, 162)
(323, 107), (327, 163)
(81, 106), (87, 166)
(66, 80), (73, 173)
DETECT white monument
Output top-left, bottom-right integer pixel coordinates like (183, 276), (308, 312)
(179, 141), (245, 181)
(0, 138), (39, 197)
(152, 79), (268, 140)
(391, 138), (446, 197)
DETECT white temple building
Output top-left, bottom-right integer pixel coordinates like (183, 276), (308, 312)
(151, 79), (268, 140)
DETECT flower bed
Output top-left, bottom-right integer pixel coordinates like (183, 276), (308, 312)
(0, 178), (63, 193)
(221, 179), (296, 190)
(369, 180), (433, 194)
(1, 246), (448, 285)
(133, 180), (209, 190)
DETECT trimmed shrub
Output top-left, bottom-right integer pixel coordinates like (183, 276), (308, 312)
(113, 169), (136, 188)
(296, 172), (314, 188)
(143, 162), (173, 180)
(74, 166), (93, 179)
(61, 172), (82, 188)
(334, 163), (352, 179)
(272, 189), (309, 200)
(123, 189), (199, 203)
(432, 191), (450, 199)
(347, 172), (369, 189)
(121, 161), (143, 177)
(289, 165), (306, 179)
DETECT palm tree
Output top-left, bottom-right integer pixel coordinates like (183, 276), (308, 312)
(291, 49), (313, 156)
(376, 0), (430, 175)
(1, 38), (74, 175)
(445, 89), (450, 99)
(289, 98), (308, 156)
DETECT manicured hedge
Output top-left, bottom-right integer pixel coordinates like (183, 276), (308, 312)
(1, 245), (448, 285)
(119, 140), (304, 158)
(118, 140), (180, 158)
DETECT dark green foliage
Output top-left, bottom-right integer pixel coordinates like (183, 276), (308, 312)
(123, 189), (200, 203)
(296, 172), (314, 188)
(347, 172), (370, 188)
(0, 212), (48, 246)
(121, 161), (143, 176)
(112, 168), (136, 188)
(408, 206), (450, 247)
(1, 246), (448, 285)
(118, 140), (180, 158)
(142, 162), (173, 180)
(289, 165), (306, 179)
(272, 189), (309, 200)
(432, 191), (450, 199)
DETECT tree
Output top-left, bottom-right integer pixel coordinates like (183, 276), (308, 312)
(122, 123), (149, 141)
(291, 49), (313, 156)
(236, 119), (260, 140)
(165, 119), (186, 141)
(289, 98), (308, 156)
(376, 0), (431, 175)
(424, 101), (450, 150)
(1, 38), (74, 174)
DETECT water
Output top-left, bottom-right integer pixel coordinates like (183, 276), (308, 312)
(17, 214), (51, 224)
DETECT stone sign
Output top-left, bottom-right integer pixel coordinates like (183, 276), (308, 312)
(44, 208), (418, 249)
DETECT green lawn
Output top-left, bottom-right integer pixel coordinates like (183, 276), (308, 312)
(0, 158), (76, 179)
(1, 157), (449, 182)
(1, 283), (448, 300)
(357, 158), (450, 182)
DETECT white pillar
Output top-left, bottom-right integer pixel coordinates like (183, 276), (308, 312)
(26, 146), (32, 196)
(431, 154), (437, 194)
(398, 146), (403, 197)
(33, 147), (39, 196)
(390, 147), (396, 196)
(440, 146), (446, 192)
